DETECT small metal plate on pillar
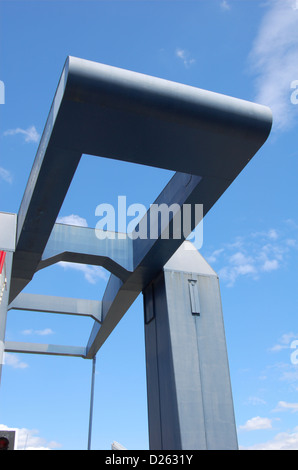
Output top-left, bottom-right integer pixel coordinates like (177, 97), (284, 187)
(188, 279), (201, 316)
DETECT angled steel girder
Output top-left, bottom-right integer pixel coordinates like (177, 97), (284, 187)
(8, 293), (102, 323)
(4, 342), (86, 359)
(8, 56), (272, 359)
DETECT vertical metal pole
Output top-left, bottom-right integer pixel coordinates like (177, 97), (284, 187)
(88, 355), (96, 450)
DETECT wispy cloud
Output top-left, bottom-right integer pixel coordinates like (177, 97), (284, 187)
(269, 333), (298, 352)
(273, 401), (298, 413)
(206, 248), (224, 264)
(175, 48), (196, 68)
(205, 224), (297, 287)
(22, 328), (54, 337)
(249, 0), (298, 130)
(3, 353), (28, 369)
(57, 214), (88, 227)
(3, 125), (40, 143)
(246, 396), (267, 406)
(59, 262), (108, 284)
(263, 361), (298, 388)
(0, 166), (13, 184)
(220, 0), (231, 11)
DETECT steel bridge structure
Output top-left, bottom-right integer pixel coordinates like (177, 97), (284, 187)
(0, 57), (272, 450)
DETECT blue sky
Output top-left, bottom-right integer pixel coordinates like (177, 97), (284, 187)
(0, 0), (298, 450)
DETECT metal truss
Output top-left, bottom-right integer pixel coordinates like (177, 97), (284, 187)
(0, 57), (272, 449)
(1, 56), (272, 362)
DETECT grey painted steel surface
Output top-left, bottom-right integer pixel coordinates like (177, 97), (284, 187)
(143, 242), (238, 450)
(4, 341), (86, 358)
(10, 56), (272, 303)
(9, 293), (102, 323)
(0, 57), (273, 449)
(40, 223), (133, 281)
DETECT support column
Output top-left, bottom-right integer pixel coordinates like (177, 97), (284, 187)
(0, 251), (13, 384)
(143, 242), (238, 450)
(0, 212), (17, 385)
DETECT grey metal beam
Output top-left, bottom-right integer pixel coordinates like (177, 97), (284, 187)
(87, 274), (140, 358)
(39, 223), (133, 281)
(4, 341), (86, 358)
(10, 56), (272, 302)
(86, 172), (227, 358)
(8, 293), (102, 323)
(58, 57), (272, 181)
(0, 57), (274, 452)
(86, 173), (203, 357)
(11, 147), (82, 302)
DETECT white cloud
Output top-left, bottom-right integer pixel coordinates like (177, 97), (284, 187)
(247, 396), (267, 406)
(268, 229), (279, 240)
(206, 222), (297, 286)
(3, 125), (40, 143)
(22, 328), (54, 336)
(262, 258), (279, 272)
(239, 416), (273, 432)
(22, 329), (33, 336)
(229, 251), (254, 269)
(59, 261), (108, 284)
(218, 251), (257, 287)
(286, 238), (297, 247)
(3, 353), (29, 369)
(241, 427), (298, 450)
(36, 328), (54, 336)
(267, 361), (298, 385)
(57, 214), (88, 227)
(175, 48), (196, 68)
(269, 333), (298, 352)
(273, 401), (298, 413)
(206, 248), (224, 264)
(260, 360), (298, 390)
(0, 424), (61, 450)
(249, 0), (298, 130)
(281, 369), (298, 384)
(220, 0), (231, 11)
(0, 166), (12, 184)
(251, 228), (280, 241)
